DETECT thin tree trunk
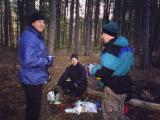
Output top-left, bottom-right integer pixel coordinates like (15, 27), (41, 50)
(68, 0), (74, 50)
(150, 1), (159, 64)
(61, 0), (68, 49)
(16, 0), (20, 47)
(84, 0), (93, 55)
(102, 0), (109, 25)
(142, 0), (151, 70)
(134, 0), (143, 63)
(94, 0), (100, 47)
(4, 0), (9, 47)
(8, 0), (13, 47)
(83, 0), (88, 45)
(18, 0), (25, 33)
(48, 0), (57, 55)
(55, 0), (61, 50)
(74, 0), (80, 54)
(121, 0), (127, 35)
(0, 1), (4, 46)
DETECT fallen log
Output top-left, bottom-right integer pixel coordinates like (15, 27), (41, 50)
(85, 87), (160, 111)
(85, 87), (103, 97)
(127, 99), (160, 111)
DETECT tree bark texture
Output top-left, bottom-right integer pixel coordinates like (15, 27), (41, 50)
(48, 0), (57, 55)
(102, 87), (127, 120)
(68, 0), (74, 49)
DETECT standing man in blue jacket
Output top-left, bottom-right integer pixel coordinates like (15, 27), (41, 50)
(89, 21), (134, 101)
(18, 12), (53, 120)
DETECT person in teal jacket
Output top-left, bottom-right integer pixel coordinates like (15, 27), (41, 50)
(18, 12), (53, 120)
(90, 21), (134, 101)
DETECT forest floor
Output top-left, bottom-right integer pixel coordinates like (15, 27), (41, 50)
(0, 47), (160, 120)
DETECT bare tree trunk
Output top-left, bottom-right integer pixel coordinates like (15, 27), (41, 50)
(4, 0), (9, 47)
(16, 0), (20, 47)
(68, 0), (74, 50)
(48, 0), (57, 55)
(55, 0), (61, 50)
(113, 0), (121, 22)
(150, 1), (160, 65)
(84, 0), (93, 55)
(154, 6), (160, 63)
(18, 0), (26, 33)
(0, 1), (4, 46)
(82, 0), (88, 46)
(61, 0), (68, 49)
(26, 0), (35, 16)
(8, 0), (13, 47)
(74, 0), (80, 54)
(102, 0), (109, 25)
(134, 0), (144, 68)
(142, 0), (151, 70)
(121, 0), (127, 35)
(0, 1), (2, 46)
(48, 0), (57, 81)
(93, 0), (100, 47)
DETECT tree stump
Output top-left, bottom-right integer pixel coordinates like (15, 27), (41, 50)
(102, 87), (127, 120)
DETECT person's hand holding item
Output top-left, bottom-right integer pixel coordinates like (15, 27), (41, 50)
(87, 64), (94, 77)
(47, 55), (54, 66)
(91, 64), (102, 76)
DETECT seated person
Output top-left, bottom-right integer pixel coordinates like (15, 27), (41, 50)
(56, 54), (87, 98)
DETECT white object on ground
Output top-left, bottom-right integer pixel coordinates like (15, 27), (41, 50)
(47, 91), (55, 104)
(65, 100), (97, 115)
(54, 101), (62, 105)
(47, 91), (62, 104)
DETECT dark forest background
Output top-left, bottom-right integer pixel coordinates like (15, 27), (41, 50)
(0, 0), (160, 69)
(0, 1), (160, 120)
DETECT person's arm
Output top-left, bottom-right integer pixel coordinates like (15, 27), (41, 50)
(95, 66), (114, 78)
(57, 67), (70, 86)
(74, 66), (87, 86)
(91, 52), (118, 78)
(22, 33), (48, 68)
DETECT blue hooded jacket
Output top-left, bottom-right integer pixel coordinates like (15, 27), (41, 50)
(18, 26), (49, 85)
(92, 35), (134, 77)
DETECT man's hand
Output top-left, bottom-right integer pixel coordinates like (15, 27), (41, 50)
(87, 64), (94, 76)
(47, 55), (54, 66)
(48, 71), (51, 82)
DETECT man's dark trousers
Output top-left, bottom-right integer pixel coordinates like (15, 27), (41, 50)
(22, 84), (43, 120)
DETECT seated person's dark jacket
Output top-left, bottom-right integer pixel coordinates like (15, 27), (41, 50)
(57, 63), (87, 97)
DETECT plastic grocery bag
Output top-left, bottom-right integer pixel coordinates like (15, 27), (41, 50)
(47, 91), (55, 104)
(65, 100), (97, 115)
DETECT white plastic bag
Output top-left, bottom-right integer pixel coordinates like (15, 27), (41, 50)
(82, 102), (97, 113)
(47, 91), (55, 103)
(65, 100), (97, 115)
(65, 105), (83, 115)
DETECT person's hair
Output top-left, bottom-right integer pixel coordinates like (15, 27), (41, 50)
(70, 54), (78, 60)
